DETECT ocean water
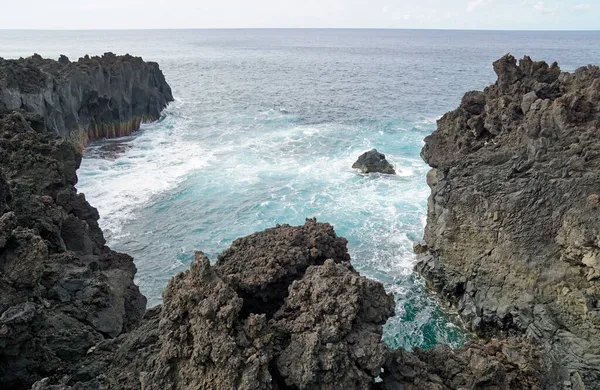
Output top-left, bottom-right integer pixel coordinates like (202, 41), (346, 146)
(2, 29), (599, 350)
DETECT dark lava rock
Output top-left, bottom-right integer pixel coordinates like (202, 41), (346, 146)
(380, 337), (545, 390)
(0, 111), (146, 389)
(352, 149), (396, 174)
(0, 52), (173, 146)
(271, 260), (394, 389)
(133, 252), (274, 390)
(215, 219), (351, 318)
(34, 220), (395, 390)
(418, 54), (600, 388)
(28, 216), (544, 390)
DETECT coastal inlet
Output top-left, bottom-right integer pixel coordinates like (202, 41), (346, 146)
(78, 104), (468, 351)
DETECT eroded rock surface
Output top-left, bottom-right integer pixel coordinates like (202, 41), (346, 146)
(380, 337), (546, 390)
(352, 149), (396, 174)
(271, 260), (394, 389)
(0, 53), (173, 146)
(30, 219), (395, 390)
(215, 221), (351, 317)
(418, 54), (600, 388)
(0, 111), (146, 389)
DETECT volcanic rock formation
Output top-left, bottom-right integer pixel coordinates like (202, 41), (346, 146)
(0, 111), (146, 389)
(0, 53), (173, 147)
(352, 149), (396, 174)
(380, 336), (545, 390)
(417, 54), (600, 388)
(5, 54), (599, 390)
(0, 110), (398, 388)
(27, 219), (396, 390)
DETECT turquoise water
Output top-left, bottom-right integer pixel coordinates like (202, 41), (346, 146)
(2, 29), (599, 350)
(83, 111), (457, 349)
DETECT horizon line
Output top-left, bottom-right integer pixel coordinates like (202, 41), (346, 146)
(1, 27), (600, 32)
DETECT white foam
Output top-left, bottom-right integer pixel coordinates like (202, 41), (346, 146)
(77, 118), (212, 241)
(78, 116), (431, 284)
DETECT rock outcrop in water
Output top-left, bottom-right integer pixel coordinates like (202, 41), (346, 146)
(352, 149), (396, 174)
(417, 54), (600, 388)
(0, 53), (173, 147)
(0, 111), (146, 389)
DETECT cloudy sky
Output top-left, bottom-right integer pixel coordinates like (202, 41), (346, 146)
(1, 0), (597, 30)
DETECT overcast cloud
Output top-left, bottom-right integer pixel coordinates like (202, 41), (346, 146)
(0, 0), (597, 30)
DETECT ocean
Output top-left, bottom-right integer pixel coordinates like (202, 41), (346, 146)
(1, 29), (599, 350)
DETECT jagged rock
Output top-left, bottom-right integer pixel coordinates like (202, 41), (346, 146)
(215, 219), (351, 317)
(0, 111), (146, 389)
(31, 221), (396, 390)
(418, 54), (600, 388)
(139, 252), (274, 390)
(15, 54), (600, 390)
(0, 53), (173, 147)
(271, 260), (394, 389)
(352, 149), (396, 174)
(2, 92), (398, 388)
(380, 337), (545, 390)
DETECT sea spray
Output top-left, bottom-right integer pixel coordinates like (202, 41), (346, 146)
(78, 102), (469, 350)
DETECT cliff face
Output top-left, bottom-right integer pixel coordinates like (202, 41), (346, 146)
(0, 53), (173, 146)
(0, 111), (146, 389)
(418, 55), (600, 388)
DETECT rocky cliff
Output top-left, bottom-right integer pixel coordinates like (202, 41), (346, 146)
(0, 109), (399, 388)
(418, 54), (600, 388)
(0, 53), (173, 147)
(0, 111), (146, 389)
(2, 105), (546, 390)
(4, 54), (598, 390)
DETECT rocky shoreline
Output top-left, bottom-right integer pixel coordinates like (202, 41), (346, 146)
(0, 110), (146, 388)
(418, 54), (600, 388)
(0, 53), (173, 148)
(1, 54), (598, 389)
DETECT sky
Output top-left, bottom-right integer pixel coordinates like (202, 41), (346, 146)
(0, 0), (598, 30)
